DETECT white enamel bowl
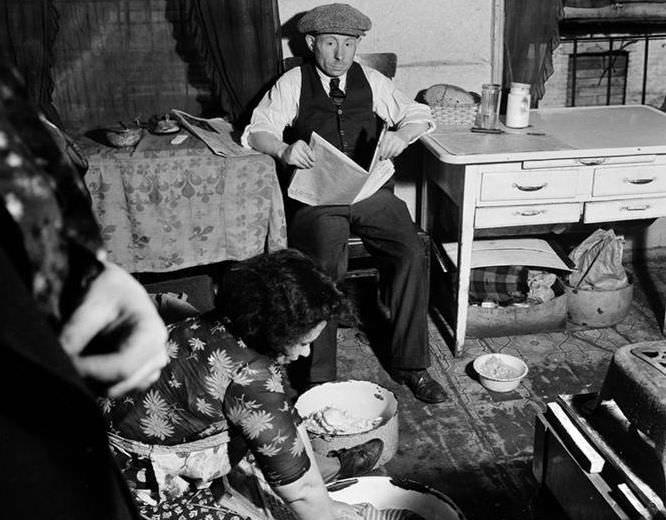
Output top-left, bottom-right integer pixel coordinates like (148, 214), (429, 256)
(473, 353), (528, 392)
(295, 380), (398, 467)
(327, 476), (467, 520)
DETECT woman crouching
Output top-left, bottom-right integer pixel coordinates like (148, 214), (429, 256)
(102, 249), (381, 520)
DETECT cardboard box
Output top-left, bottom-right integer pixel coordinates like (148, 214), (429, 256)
(466, 279), (567, 337)
(441, 239), (572, 338)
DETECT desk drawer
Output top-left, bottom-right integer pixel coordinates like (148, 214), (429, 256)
(592, 164), (666, 197)
(584, 196), (666, 223)
(480, 170), (580, 202)
(475, 203), (582, 228)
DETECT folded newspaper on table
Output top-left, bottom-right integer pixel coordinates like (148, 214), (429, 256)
(287, 131), (394, 205)
(171, 109), (258, 157)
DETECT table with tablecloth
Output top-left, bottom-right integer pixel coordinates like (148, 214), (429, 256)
(79, 132), (286, 273)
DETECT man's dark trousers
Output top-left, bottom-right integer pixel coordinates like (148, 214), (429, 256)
(288, 186), (429, 383)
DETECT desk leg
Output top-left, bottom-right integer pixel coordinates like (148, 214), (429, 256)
(453, 174), (477, 356)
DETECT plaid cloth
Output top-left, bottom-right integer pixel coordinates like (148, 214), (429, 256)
(469, 265), (528, 304)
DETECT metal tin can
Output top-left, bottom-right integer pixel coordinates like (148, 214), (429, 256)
(505, 82), (531, 128)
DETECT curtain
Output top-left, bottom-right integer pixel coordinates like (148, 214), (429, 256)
(503, 0), (564, 104)
(187, 0), (283, 128)
(2, 1), (282, 131)
(565, 0), (666, 6)
(0, 0), (62, 125)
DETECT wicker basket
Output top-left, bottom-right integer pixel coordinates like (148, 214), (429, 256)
(430, 102), (479, 127)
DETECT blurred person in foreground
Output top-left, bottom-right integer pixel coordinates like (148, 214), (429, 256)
(0, 65), (169, 519)
(242, 3), (446, 403)
(103, 248), (383, 520)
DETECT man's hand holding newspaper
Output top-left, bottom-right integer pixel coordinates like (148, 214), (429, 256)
(287, 129), (394, 206)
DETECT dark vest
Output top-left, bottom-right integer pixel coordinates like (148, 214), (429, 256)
(291, 62), (382, 170)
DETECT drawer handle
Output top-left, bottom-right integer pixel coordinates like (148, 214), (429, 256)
(576, 158), (607, 166)
(624, 176), (656, 185)
(512, 182), (548, 192)
(514, 209), (545, 217)
(620, 204), (651, 212)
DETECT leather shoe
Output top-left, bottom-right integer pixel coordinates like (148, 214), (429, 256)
(390, 369), (448, 404)
(327, 438), (384, 480)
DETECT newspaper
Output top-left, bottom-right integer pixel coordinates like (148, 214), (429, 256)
(287, 129), (394, 205)
(171, 109), (258, 157)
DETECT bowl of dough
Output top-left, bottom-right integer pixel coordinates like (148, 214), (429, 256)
(473, 353), (528, 393)
(295, 380), (398, 467)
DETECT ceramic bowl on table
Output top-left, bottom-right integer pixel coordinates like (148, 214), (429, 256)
(105, 127), (143, 148)
(295, 380), (398, 467)
(473, 353), (528, 392)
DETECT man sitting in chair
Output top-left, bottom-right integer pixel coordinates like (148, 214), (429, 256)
(242, 2), (446, 404)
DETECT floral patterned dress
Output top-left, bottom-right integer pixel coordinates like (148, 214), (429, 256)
(103, 313), (311, 504)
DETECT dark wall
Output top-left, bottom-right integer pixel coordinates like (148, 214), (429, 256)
(52, 0), (217, 132)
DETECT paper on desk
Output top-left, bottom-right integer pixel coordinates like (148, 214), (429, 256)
(287, 130), (394, 205)
(442, 238), (573, 271)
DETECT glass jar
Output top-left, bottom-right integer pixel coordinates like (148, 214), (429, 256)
(505, 82), (531, 128)
(474, 83), (502, 130)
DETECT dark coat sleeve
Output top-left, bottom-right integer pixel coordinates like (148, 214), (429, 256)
(0, 242), (140, 520)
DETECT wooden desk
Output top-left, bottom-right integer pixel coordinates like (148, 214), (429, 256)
(421, 105), (666, 355)
(80, 133), (287, 273)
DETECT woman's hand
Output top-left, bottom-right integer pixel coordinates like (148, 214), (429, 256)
(280, 140), (316, 169)
(59, 261), (169, 397)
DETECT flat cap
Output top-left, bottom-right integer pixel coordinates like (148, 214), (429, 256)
(297, 3), (372, 37)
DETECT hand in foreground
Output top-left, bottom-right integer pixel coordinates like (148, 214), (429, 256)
(331, 500), (364, 519)
(59, 261), (169, 398)
(378, 131), (408, 160)
(280, 140), (316, 169)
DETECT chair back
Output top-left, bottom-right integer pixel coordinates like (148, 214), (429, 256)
(282, 52), (397, 79)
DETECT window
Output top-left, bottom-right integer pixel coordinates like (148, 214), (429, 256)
(567, 50), (628, 106)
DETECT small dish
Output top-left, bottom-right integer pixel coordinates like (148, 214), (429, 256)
(152, 125), (180, 134)
(473, 353), (528, 392)
(150, 115), (180, 134)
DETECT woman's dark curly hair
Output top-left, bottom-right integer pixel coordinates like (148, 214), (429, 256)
(212, 249), (351, 358)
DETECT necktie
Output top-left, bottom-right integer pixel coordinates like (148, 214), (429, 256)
(329, 78), (346, 106)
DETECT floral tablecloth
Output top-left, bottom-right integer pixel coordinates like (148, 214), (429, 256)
(80, 133), (286, 272)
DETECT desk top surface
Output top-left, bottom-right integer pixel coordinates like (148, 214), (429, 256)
(422, 105), (666, 164)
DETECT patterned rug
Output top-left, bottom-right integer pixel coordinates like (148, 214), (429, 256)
(335, 257), (666, 520)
